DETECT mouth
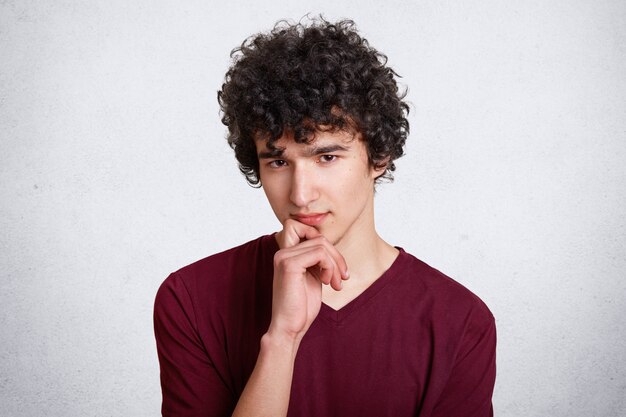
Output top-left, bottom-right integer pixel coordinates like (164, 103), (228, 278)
(291, 212), (328, 227)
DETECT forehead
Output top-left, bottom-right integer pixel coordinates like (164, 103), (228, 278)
(255, 129), (359, 154)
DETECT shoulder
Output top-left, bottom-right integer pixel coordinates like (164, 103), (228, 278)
(395, 250), (494, 326)
(177, 234), (276, 280)
(155, 234), (278, 308)
(392, 250), (496, 369)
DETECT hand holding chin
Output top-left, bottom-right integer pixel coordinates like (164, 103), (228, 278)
(268, 219), (349, 341)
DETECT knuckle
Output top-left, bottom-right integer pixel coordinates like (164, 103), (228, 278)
(314, 246), (328, 258)
(281, 257), (295, 268)
(274, 251), (295, 270)
(281, 257), (303, 273)
(273, 251), (285, 264)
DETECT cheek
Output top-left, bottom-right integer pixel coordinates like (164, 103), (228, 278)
(262, 183), (288, 214)
(333, 173), (370, 208)
(263, 186), (279, 204)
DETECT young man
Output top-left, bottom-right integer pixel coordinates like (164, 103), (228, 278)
(154, 18), (496, 417)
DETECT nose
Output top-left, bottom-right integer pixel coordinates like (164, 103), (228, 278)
(289, 164), (319, 208)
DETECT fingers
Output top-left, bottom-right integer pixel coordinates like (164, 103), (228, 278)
(275, 218), (349, 291)
(275, 236), (348, 291)
(287, 237), (348, 275)
(281, 243), (343, 290)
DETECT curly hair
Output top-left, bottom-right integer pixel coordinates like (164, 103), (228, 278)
(218, 16), (409, 186)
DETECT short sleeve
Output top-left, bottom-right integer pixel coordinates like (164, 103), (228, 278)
(432, 309), (497, 417)
(154, 272), (235, 417)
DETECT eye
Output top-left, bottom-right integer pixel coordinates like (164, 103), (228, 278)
(319, 155), (337, 163)
(268, 159), (287, 168)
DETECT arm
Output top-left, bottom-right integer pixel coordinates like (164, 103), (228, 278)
(432, 312), (497, 417)
(154, 273), (235, 417)
(232, 220), (349, 417)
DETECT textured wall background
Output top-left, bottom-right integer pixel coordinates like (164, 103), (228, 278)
(1, 0), (625, 416)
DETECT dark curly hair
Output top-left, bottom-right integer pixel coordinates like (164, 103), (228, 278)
(218, 16), (409, 186)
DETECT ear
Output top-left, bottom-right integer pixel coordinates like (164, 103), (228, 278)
(370, 158), (389, 179)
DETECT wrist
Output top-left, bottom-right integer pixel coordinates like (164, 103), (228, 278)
(261, 330), (302, 358)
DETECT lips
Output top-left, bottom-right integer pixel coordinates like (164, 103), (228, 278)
(292, 213), (328, 226)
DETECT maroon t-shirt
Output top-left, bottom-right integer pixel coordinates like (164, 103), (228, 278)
(154, 235), (496, 416)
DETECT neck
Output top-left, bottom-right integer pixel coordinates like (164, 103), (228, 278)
(320, 204), (399, 310)
(333, 202), (398, 283)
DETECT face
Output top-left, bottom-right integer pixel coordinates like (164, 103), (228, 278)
(256, 129), (385, 245)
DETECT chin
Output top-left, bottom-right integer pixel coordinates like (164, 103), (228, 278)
(320, 229), (342, 245)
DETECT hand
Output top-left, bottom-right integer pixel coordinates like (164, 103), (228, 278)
(268, 219), (349, 342)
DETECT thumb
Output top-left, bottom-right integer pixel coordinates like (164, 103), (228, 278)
(278, 219), (322, 248)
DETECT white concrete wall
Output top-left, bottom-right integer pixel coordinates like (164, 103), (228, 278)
(1, 0), (624, 415)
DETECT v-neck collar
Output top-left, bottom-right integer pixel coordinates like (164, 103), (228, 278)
(318, 248), (406, 324)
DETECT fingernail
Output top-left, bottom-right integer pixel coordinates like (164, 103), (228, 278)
(344, 270), (350, 279)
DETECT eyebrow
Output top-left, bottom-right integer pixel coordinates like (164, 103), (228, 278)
(257, 148), (285, 159)
(257, 144), (350, 159)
